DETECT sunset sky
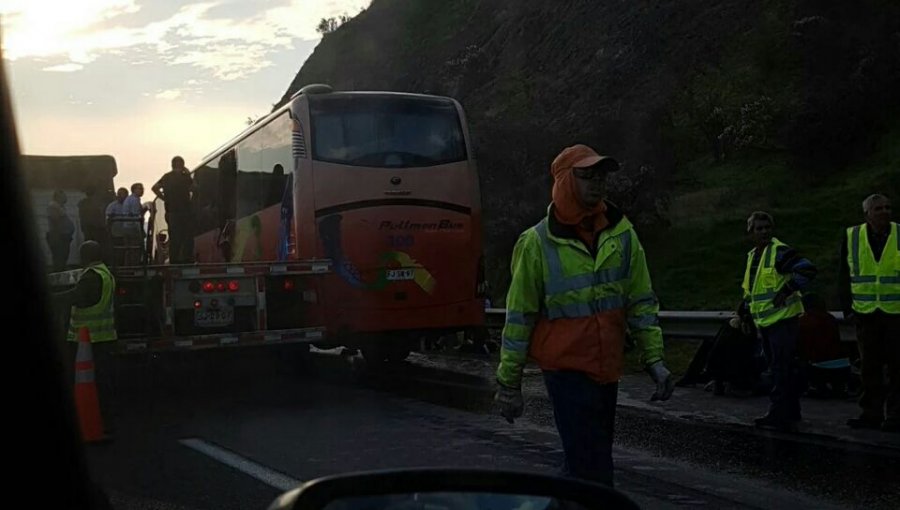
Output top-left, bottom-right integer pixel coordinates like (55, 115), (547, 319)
(1, 0), (369, 189)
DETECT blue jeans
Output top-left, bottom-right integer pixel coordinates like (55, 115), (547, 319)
(761, 317), (802, 421)
(543, 371), (618, 487)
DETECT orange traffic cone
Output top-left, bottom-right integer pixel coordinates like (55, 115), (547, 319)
(74, 326), (106, 443)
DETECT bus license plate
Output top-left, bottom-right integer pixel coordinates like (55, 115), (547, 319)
(194, 308), (234, 327)
(386, 268), (415, 281)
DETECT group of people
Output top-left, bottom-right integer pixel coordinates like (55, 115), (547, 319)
(494, 143), (898, 488)
(106, 183), (149, 265)
(45, 184), (147, 270)
(52, 146), (898, 467)
(679, 291), (850, 400)
(48, 155), (197, 441)
(721, 198), (897, 435)
(44, 155), (196, 270)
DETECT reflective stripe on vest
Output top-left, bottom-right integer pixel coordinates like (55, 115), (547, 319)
(847, 222), (900, 314)
(67, 263), (118, 342)
(742, 238), (804, 328)
(534, 219), (631, 319)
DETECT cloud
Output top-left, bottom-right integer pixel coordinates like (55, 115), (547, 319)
(1, 0), (142, 61)
(155, 88), (182, 100)
(170, 42), (276, 81)
(43, 63), (85, 72)
(1, 0), (372, 80)
(151, 76), (210, 101)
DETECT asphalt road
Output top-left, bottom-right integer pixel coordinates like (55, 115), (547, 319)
(83, 347), (880, 509)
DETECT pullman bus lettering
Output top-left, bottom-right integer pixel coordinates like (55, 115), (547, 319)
(379, 220), (464, 232)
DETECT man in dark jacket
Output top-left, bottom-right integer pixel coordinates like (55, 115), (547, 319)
(46, 189), (75, 271)
(152, 156), (195, 263)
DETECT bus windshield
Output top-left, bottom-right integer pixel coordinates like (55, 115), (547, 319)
(309, 95), (467, 168)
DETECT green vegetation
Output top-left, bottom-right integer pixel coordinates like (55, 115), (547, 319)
(397, 0), (478, 55)
(284, 0), (900, 313)
(667, 0), (800, 165)
(644, 126), (900, 310)
(646, 0), (900, 310)
(316, 16), (348, 35)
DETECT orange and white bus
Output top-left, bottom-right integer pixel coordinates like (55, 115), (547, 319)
(178, 85), (485, 361)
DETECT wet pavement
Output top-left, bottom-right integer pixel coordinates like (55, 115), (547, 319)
(401, 351), (900, 508)
(83, 346), (888, 509)
(404, 351), (898, 447)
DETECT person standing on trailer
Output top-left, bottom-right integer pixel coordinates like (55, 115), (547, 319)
(152, 156), (195, 264)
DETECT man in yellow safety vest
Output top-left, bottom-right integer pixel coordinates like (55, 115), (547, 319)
(839, 194), (899, 433)
(740, 211), (817, 432)
(59, 240), (118, 435)
(495, 144), (673, 486)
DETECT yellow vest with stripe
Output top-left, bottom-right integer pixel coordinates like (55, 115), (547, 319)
(67, 263), (117, 342)
(497, 210), (663, 388)
(846, 222), (900, 314)
(742, 238), (804, 328)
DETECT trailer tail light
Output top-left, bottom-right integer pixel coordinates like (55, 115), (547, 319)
(202, 281), (215, 293)
(227, 280), (240, 292)
(216, 282), (226, 292)
(193, 300), (202, 309)
(283, 279), (295, 291)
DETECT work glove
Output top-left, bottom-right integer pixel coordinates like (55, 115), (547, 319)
(495, 383), (524, 423)
(729, 315), (753, 336)
(646, 361), (675, 401)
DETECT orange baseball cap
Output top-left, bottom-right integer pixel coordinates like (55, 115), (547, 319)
(551, 144), (619, 175)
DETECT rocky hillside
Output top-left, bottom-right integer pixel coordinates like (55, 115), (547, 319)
(279, 0), (900, 308)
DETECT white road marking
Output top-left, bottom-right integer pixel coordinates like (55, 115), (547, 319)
(179, 438), (301, 491)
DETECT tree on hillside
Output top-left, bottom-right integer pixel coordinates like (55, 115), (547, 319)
(316, 14), (351, 35)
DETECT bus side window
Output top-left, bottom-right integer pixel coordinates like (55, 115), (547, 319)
(218, 149), (237, 229)
(193, 163), (220, 234)
(266, 164), (286, 208)
(236, 113), (293, 218)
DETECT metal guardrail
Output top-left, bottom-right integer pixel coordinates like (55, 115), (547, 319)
(485, 308), (856, 342)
